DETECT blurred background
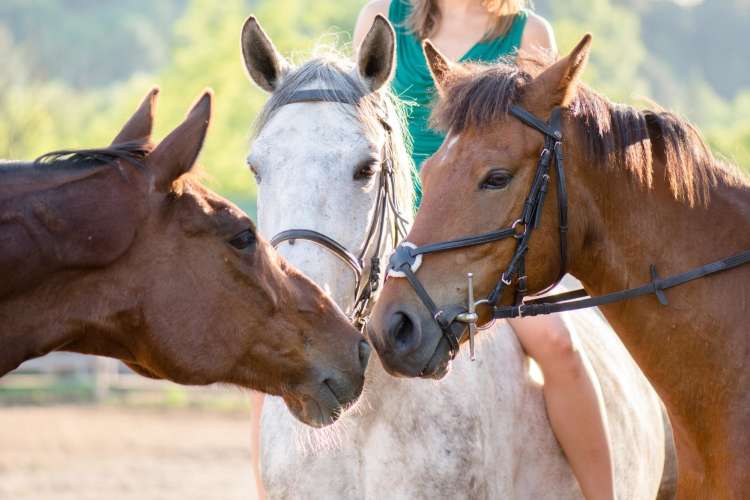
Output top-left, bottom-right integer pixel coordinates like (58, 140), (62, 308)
(1, 0), (748, 499)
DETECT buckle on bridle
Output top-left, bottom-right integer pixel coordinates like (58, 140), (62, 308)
(452, 273), (489, 361)
(512, 219), (527, 239)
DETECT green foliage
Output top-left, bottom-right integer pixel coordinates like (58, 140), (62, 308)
(0, 0), (186, 88)
(547, 0), (650, 101)
(1, 0), (748, 213)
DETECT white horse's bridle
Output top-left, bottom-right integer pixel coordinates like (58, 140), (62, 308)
(269, 88), (409, 330)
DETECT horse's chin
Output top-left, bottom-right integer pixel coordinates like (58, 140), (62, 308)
(419, 337), (453, 380)
(282, 384), (345, 428)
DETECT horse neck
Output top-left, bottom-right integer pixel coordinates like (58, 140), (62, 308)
(569, 149), (750, 455)
(0, 266), (141, 377)
(0, 163), (147, 376)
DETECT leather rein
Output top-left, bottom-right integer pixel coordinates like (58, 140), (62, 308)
(269, 89), (409, 330)
(387, 104), (750, 361)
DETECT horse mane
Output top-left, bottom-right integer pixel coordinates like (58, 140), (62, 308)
(430, 56), (747, 207)
(253, 51), (416, 217)
(33, 140), (153, 171)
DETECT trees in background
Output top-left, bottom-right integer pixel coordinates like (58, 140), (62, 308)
(1, 0), (748, 210)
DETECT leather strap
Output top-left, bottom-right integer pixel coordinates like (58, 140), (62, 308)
(510, 105), (562, 140)
(286, 89), (361, 105)
(409, 227), (518, 256)
(271, 229), (364, 281)
(493, 249), (750, 318)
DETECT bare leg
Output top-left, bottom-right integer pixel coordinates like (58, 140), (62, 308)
(249, 391), (267, 500)
(509, 314), (616, 500)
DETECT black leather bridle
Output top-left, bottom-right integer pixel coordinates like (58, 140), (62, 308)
(269, 89), (409, 330)
(387, 104), (750, 362)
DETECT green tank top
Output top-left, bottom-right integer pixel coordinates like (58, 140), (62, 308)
(388, 0), (528, 204)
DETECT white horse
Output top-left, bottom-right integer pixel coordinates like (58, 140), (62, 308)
(242, 16), (677, 500)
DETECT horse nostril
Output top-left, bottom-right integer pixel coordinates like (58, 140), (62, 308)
(358, 340), (371, 371)
(388, 310), (421, 353)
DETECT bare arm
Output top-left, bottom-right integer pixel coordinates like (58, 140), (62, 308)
(353, 0), (391, 51)
(520, 12), (558, 59)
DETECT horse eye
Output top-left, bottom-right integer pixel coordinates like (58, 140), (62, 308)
(229, 229), (257, 250)
(480, 170), (513, 190)
(354, 159), (378, 181)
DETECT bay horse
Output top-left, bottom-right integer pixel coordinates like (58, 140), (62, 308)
(369, 34), (750, 498)
(243, 16), (675, 499)
(0, 88), (370, 428)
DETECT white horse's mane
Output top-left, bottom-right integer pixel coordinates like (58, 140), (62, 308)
(252, 50), (416, 224)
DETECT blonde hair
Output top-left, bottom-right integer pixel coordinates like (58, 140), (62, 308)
(406, 0), (526, 42)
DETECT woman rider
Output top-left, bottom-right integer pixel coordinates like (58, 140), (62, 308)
(353, 2), (616, 499)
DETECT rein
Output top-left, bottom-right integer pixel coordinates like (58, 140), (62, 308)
(268, 89), (409, 330)
(387, 104), (750, 362)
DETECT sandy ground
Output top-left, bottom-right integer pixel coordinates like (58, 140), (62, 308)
(0, 406), (257, 500)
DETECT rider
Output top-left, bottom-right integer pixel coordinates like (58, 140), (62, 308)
(353, 2), (617, 500)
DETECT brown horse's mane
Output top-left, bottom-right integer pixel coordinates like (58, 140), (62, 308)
(31, 140), (153, 171)
(430, 57), (747, 207)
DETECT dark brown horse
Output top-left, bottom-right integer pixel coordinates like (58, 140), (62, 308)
(0, 88), (370, 427)
(369, 37), (750, 497)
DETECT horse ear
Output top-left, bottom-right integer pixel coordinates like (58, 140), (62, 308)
(148, 90), (212, 192)
(528, 34), (592, 109)
(422, 40), (454, 96)
(357, 14), (395, 92)
(112, 86), (159, 145)
(241, 16), (291, 93)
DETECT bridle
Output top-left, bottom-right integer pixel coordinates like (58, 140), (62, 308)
(387, 104), (750, 362)
(268, 89), (409, 330)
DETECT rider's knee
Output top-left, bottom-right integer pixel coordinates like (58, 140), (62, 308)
(534, 326), (583, 379)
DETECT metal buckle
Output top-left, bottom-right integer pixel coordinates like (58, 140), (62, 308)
(453, 273), (489, 361)
(511, 219), (526, 239)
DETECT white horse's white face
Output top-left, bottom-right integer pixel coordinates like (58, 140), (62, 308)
(249, 99), (387, 309)
(242, 14), (400, 311)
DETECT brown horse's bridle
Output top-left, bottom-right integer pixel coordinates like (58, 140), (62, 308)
(269, 89), (409, 331)
(387, 104), (750, 362)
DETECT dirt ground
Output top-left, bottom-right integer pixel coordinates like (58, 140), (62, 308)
(0, 406), (257, 500)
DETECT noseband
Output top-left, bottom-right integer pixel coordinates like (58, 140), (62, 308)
(269, 89), (409, 330)
(388, 104), (750, 362)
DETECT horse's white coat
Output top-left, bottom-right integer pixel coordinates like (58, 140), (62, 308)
(251, 75), (669, 499)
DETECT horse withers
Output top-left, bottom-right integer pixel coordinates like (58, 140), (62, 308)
(243, 15), (674, 500)
(370, 35), (750, 498)
(0, 88), (370, 428)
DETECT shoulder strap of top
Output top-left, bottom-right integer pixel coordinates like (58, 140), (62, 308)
(503, 9), (528, 49)
(388, 0), (411, 30)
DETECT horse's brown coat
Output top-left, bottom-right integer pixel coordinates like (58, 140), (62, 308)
(371, 37), (750, 497)
(0, 88), (368, 427)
